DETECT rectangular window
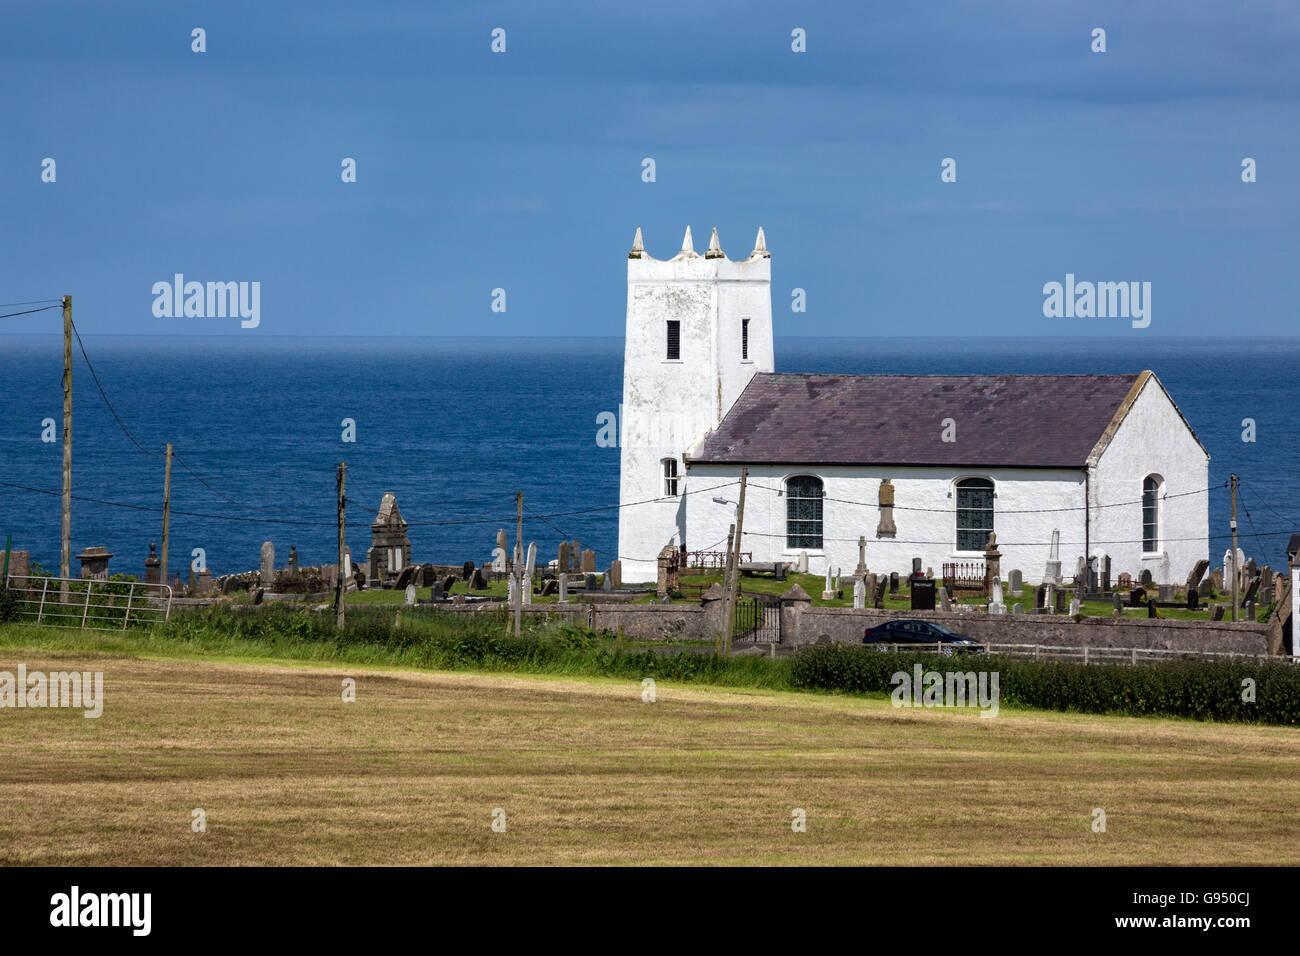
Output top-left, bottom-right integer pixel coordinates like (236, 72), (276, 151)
(666, 320), (680, 360)
(786, 476), (824, 549)
(742, 318), (750, 360)
(662, 458), (679, 497)
(1142, 480), (1159, 552)
(955, 479), (994, 551)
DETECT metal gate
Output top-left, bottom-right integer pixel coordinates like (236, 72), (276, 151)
(734, 592), (781, 643)
(4, 575), (173, 631)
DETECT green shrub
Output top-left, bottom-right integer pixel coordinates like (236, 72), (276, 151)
(789, 643), (1300, 725)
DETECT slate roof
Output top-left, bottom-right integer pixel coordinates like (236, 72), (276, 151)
(690, 373), (1143, 469)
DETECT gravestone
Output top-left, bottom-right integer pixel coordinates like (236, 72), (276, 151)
(602, 573), (613, 592)
(582, 549), (596, 573)
(1043, 528), (1062, 586)
(557, 542), (570, 576)
(797, 551), (809, 574)
(1008, 569), (1023, 597)
(261, 542), (275, 589)
(989, 576), (1006, 615)
(288, 546), (299, 573)
(853, 577), (866, 609)
(1260, 584), (1274, 607)
(822, 566), (835, 601)
(585, 573), (597, 591)
(1011, 603), (1022, 614)
(1210, 569), (1223, 594)
(570, 541), (581, 573)
(1147, 599), (1159, 618)
(1036, 584), (1049, 612)
(1158, 584), (1174, 603)
(1186, 559), (1209, 592)
(1068, 597), (1080, 617)
(1054, 590), (1068, 613)
(1186, 587), (1199, 610)
(558, 574), (569, 603)
(866, 574), (878, 602)
(911, 578), (935, 611)
(1246, 599), (1256, 621)
(462, 560), (475, 582)
(1211, 604), (1225, 621)
(442, 575), (457, 594)
(431, 581), (444, 601)
(523, 543), (537, 605)
(876, 478), (897, 536)
(404, 584), (416, 605)
(1242, 576), (1261, 604)
(1100, 554), (1111, 593)
(144, 542), (161, 585)
(1130, 587), (1146, 607)
(984, 532), (1002, 583)
(540, 579), (558, 597)
(494, 530), (508, 571)
(468, 568), (487, 590)
(912, 557), (923, 579)
(1112, 592), (1124, 613)
(855, 536), (869, 578)
(1139, 569), (1153, 587)
(889, 572), (900, 594)
(872, 576), (887, 610)
(938, 586), (952, 612)
(609, 560), (622, 589)
(197, 569), (213, 596)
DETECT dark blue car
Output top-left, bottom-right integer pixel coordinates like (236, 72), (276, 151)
(863, 619), (983, 654)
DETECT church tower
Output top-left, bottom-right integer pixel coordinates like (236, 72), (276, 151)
(618, 226), (774, 581)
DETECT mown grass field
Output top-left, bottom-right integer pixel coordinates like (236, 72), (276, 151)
(1, 634), (1298, 865)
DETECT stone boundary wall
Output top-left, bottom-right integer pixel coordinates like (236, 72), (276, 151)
(430, 601), (722, 642)
(794, 606), (1270, 655)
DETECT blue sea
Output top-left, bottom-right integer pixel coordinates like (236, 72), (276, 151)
(1, 336), (1297, 579)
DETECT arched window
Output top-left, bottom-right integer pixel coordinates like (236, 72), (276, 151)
(955, 477), (994, 551)
(786, 475), (824, 549)
(1142, 475), (1161, 552)
(662, 458), (679, 497)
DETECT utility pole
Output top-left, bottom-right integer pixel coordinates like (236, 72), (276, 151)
(514, 492), (523, 637)
(335, 461), (346, 629)
(160, 443), (173, 586)
(1230, 473), (1240, 622)
(724, 467), (749, 655)
(61, 295), (71, 600)
(717, 523), (736, 655)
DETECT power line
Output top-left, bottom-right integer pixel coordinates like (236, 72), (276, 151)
(0, 298), (61, 308)
(0, 304), (62, 318)
(68, 316), (162, 459)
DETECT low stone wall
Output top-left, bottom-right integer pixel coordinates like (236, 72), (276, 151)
(792, 606), (1271, 655)
(426, 599), (722, 641)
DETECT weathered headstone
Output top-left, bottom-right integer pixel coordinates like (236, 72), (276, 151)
(404, 584), (416, 605)
(938, 586), (952, 612)
(1055, 590), (1068, 613)
(1185, 559), (1209, 592)
(797, 551), (809, 574)
(1158, 584), (1174, 603)
(584, 573), (597, 591)
(540, 579), (558, 597)
(1008, 569), (1023, 597)
(911, 578), (935, 611)
(889, 571), (900, 594)
(431, 581), (445, 601)
(557, 542), (570, 576)
(853, 577), (866, 609)
(1139, 569), (1153, 587)
(558, 574), (569, 603)
(261, 542), (275, 589)
(1036, 584), (1049, 612)
(609, 560), (622, 589)
(872, 576), (887, 610)
(822, 566), (835, 601)
(288, 546), (299, 573)
(494, 530), (507, 571)
(989, 576), (1006, 614)
(462, 560), (475, 581)
(1211, 604), (1225, 621)
(1068, 597), (1080, 617)
(602, 573), (613, 592)
(144, 542), (161, 585)
(1011, 603), (1022, 614)
(582, 549), (596, 573)
(1043, 528), (1062, 586)
(855, 536), (869, 578)
(469, 568), (487, 590)
(1113, 592), (1125, 613)
(1186, 587), (1199, 610)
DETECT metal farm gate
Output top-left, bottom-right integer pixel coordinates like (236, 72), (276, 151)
(734, 591), (781, 643)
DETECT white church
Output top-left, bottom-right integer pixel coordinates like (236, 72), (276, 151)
(617, 226), (1210, 586)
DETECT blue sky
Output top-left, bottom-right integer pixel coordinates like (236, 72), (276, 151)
(2, 0), (1297, 337)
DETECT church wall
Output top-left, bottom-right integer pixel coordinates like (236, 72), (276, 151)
(682, 462), (1087, 583)
(1091, 375), (1210, 585)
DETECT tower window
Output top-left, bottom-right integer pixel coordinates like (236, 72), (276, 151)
(786, 475), (824, 549)
(662, 458), (679, 497)
(955, 477), (994, 551)
(1142, 475), (1161, 552)
(666, 320), (680, 360)
(742, 318), (750, 360)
